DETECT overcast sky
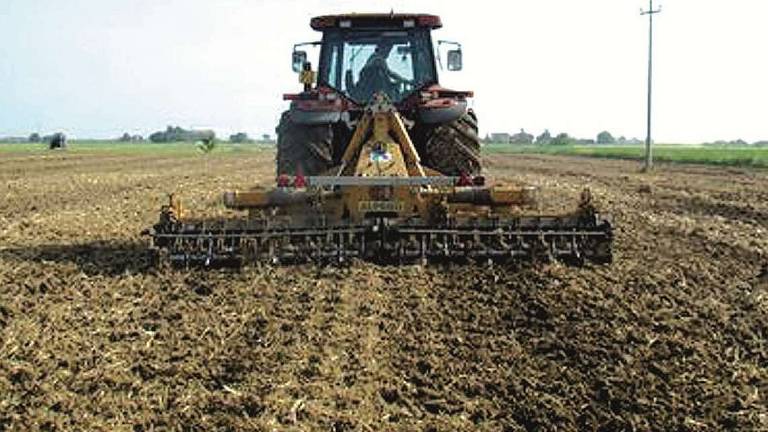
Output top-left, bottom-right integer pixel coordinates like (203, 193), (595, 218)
(1, 0), (766, 143)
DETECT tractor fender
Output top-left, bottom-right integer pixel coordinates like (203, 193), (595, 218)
(418, 99), (467, 124)
(289, 107), (342, 125)
(288, 95), (349, 125)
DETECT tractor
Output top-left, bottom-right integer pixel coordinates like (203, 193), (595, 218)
(277, 14), (479, 178)
(146, 13), (613, 267)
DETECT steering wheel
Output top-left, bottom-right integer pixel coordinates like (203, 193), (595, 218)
(378, 64), (415, 95)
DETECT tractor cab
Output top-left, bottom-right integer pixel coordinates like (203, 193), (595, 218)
(292, 14), (463, 104)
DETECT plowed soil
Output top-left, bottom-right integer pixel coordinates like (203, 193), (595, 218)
(1, 150), (766, 431)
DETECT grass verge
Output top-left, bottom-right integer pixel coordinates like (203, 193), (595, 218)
(0, 140), (274, 157)
(483, 144), (768, 169)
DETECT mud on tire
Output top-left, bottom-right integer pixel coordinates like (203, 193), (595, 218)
(276, 111), (334, 176)
(422, 110), (481, 175)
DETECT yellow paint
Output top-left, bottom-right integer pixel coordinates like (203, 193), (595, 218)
(299, 70), (316, 85)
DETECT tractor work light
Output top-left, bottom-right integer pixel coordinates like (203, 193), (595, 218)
(310, 14), (443, 30)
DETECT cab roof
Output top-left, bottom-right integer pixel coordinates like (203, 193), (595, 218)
(310, 13), (442, 31)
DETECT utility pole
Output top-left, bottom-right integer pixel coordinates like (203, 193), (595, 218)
(641, 0), (661, 171)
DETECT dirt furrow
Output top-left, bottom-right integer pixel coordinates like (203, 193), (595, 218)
(1, 150), (767, 431)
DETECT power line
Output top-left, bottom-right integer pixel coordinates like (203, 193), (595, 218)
(641, 0), (661, 172)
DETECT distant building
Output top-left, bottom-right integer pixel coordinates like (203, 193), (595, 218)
(618, 136), (643, 145)
(490, 133), (512, 144)
(510, 129), (534, 145)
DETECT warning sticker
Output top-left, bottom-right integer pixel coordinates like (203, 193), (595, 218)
(370, 149), (393, 163)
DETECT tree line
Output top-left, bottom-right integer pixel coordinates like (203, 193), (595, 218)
(146, 127), (272, 144)
(148, 126), (215, 143)
(484, 129), (632, 146)
(485, 129), (768, 147)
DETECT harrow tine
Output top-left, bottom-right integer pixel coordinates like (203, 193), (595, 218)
(149, 214), (612, 268)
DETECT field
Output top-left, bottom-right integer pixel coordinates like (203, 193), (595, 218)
(484, 143), (768, 169)
(1, 145), (767, 431)
(0, 141), (272, 156)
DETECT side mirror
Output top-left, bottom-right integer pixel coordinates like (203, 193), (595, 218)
(292, 51), (307, 73)
(447, 49), (463, 71)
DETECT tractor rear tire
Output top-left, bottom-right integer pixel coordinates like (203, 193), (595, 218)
(276, 111), (334, 176)
(423, 110), (481, 175)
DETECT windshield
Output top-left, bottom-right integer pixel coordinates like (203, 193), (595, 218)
(319, 29), (437, 103)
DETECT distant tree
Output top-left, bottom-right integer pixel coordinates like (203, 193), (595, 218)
(535, 129), (552, 145)
(705, 139), (751, 148)
(229, 132), (252, 143)
(550, 132), (575, 146)
(119, 132), (132, 142)
(28, 133), (41, 143)
(729, 139), (748, 147)
(149, 131), (166, 143)
(754, 140), (768, 147)
(261, 134), (272, 142)
(149, 126), (215, 143)
(596, 131), (616, 144)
